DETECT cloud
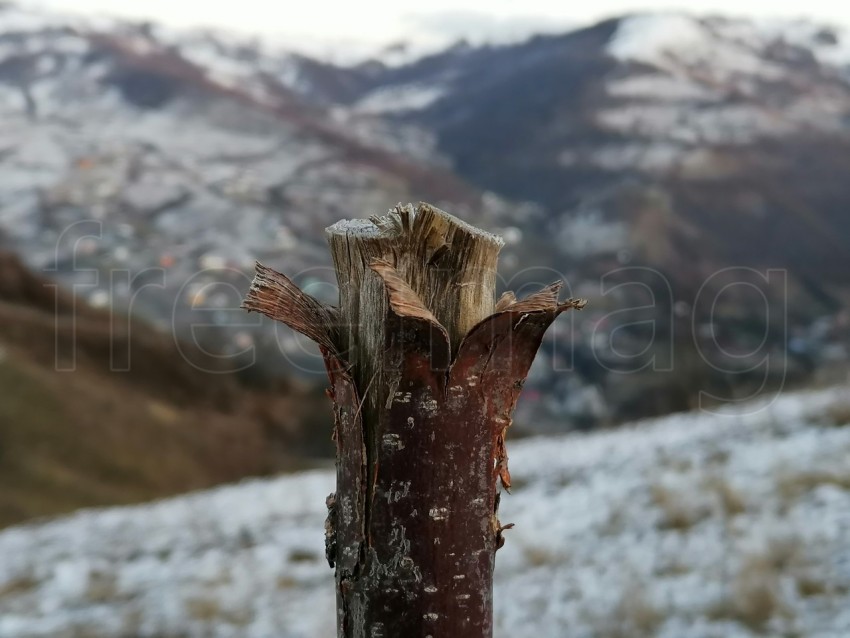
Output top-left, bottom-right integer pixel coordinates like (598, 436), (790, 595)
(402, 10), (575, 47)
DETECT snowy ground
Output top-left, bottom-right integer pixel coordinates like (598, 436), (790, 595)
(1, 388), (849, 637)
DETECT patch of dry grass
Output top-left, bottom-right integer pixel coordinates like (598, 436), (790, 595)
(600, 507), (627, 537)
(521, 543), (570, 568)
(587, 579), (663, 638)
(276, 576), (298, 589)
(796, 574), (830, 597)
(729, 553), (787, 629)
(707, 535), (805, 630)
(651, 481), (712, 530)
(288, 549), (320, 563)
(823, 399), (850, 428)
(0, 576), (39, 598)
(705, 474), (747, 517)
(85, 570), (119, 603)
(617, 580), (663, 636)
(185, 596), (251, 626)
(654, 556), (692, 577)
(775, 465), (850, 503)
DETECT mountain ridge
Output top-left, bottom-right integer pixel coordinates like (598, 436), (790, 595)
(0, 3), (847, 429)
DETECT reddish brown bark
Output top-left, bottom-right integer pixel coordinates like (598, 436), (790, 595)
(242, 203), (585, 637)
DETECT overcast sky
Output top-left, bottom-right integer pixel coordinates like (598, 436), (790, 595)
(27, 0), (850, 58)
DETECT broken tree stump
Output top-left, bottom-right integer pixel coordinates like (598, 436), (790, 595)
(242, 203), (585, 637)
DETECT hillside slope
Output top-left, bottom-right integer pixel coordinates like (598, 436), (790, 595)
(0, 387), (848, 637)
(0, 252), (328, 528)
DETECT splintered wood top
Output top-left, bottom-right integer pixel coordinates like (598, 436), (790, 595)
(326, 202), (503, 352)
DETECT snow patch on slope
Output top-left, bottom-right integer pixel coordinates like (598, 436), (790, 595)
(596, 103), (793, 145)
(606, 74), (722, 102)
(607, 14), (711, 67)
(354, 84), (444, 114)
(607, 14), (786, 80)
(717, 18), (850, 68)
(599, 15), (850, 159)
(788, 24), (850, 66)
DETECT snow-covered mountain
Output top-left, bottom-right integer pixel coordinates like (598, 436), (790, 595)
(350, 14), (850, 280)
(0, 2), (525, 377)
(0, 3), (848, 427)
(1, 387), (848, 637)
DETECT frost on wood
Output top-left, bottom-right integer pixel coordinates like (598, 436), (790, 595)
(242, 202), (586, 637)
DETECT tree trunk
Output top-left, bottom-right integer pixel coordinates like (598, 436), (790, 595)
(242, 203), (585, 637)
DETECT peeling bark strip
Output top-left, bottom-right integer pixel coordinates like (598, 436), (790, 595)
(242, 203), (586, 637)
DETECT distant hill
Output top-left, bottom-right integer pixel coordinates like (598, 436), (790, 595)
(0, 252), (328, 528)
(377, 15), (850, 287)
